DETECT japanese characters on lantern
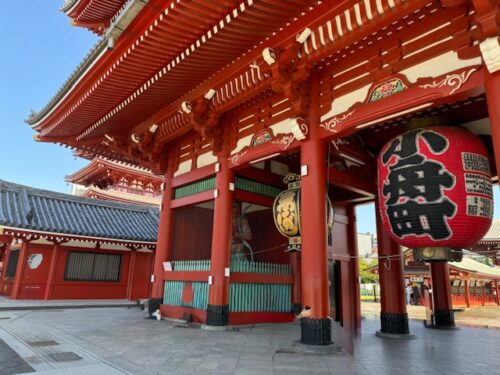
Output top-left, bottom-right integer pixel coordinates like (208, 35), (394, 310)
(273, 173), (333, 252)
(378, 126), (493, 260)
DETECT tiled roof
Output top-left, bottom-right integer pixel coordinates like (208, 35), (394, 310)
(450, 256), (500, 278)
(83, 187), (160, 206)
(480, 219), (500, 242)
(0, 179), (158, 243)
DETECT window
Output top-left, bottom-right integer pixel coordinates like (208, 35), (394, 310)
(5, 250), (19, 278)
(64, 251), (122, 282)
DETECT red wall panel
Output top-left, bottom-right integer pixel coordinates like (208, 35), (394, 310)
(246, 208), (289, 264)
(130, 252), (153, 300)
(50, 246), (131, 300)
(1, 243), (153, 300)
(171, 206), (213, 261)
(19, 244), (53, 299)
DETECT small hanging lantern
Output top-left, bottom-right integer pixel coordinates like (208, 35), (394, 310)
(273, 173), (333, 252)
(378, 126), (493, 262)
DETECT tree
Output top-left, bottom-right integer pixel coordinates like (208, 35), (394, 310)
(359, 258), (379, 283)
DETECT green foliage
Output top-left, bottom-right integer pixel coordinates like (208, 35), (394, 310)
(359, 258), (379, 283)
(477, 256), (493, 266)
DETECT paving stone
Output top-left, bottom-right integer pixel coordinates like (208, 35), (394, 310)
(26, 340), (59, 347)
(48, 352), (82, 363)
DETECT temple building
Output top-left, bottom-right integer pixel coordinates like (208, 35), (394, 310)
(369, 249), (500, 308)
(471, 219), (500, 265)
(67, 157), (162, 206)
(0, 179), (157, 300)
(26, 0), (500, 345)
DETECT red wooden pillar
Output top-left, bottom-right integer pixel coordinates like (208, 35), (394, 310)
(347, 205), (361, 333)
(44, 242), (60, 300)
(151, 158), (175, 310)
(484, 69), (500, 175)
(126, 250), (137, 300)
(299, 74), (331, 345)
(464, 279), (470, 308)
(290, 252), (302, 314)
(375, 203), (410, 336)
(430, 262), (455, 327)
(0, 244), (9, 295)
(207, 153), (234, 326)
(11, 241), (29, 299)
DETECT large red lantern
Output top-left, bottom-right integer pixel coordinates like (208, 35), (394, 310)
(378, 126), (493, 261)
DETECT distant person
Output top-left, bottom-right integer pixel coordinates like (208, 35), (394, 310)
(412, 283), (420, 305)
(421, 279), (430, 298)
(406, 283), (412, 305)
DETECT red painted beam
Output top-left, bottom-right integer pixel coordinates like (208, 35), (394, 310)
(171, 190), (214, 209)
(172, 164), (217, 188)
(230, 272), (293, 285)
(319, 67), (485, 140)
(236, 167), (284, 188)
(163, 271), (210, 282)
(234, 190), (275, 207)
(329, 168), (376, 197)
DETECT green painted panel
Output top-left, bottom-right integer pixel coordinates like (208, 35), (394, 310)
(171, 260), (211, 271)
(174, 177), (216, 199)
(230, 261), (291, 274)
(163, 280), (209, 310)
(229, 283), (292, 312)
(234, 177), (281, 198)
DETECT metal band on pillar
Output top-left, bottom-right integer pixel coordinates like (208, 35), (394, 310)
(430, 262), (456, 328)
(375, 202), (411, 337)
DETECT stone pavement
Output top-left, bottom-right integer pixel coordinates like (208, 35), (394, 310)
(0, 336), (34, 375)
(0, 296), (137, 311)
(0, 307), (499, 374)
(362, 301), (500, 329)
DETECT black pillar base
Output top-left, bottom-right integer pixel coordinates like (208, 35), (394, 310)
(434, 309), (455, 327)
(148, 298), (162, 317)
(300, 318), (332, 346)
(292, 303), (302, 315)
(380, 312), (409, 335)
(206, 304), (229, 326)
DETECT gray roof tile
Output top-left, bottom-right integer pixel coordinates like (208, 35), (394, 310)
(0, 179), (158, 243)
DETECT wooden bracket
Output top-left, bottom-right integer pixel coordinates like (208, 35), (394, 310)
(262, 42), (311, 117)
(471, 0), (500, 38)
(183, 95), (222, 152)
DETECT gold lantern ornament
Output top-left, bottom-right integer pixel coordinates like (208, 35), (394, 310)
(273, 173), (334, 252)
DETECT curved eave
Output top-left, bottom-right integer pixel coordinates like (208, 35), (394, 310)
(63, 0), (127, 30)
(65, 157), (105, 183)
(66, 157), (162, 184)
(84, 188), (160, 206)
(26, 37), (108, 128)
(1, 225), (156, 249)
(448, 265), (500, 280)
(61, 0), (81, 14)
(27, 0), (315, 139)
(28, 0), (147, 129)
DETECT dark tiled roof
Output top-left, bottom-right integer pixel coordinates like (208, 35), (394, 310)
(0, 179), (158, 243)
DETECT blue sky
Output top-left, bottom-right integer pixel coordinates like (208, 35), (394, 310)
(0, 2), (498, 235)
(0, 2), (96, 192)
